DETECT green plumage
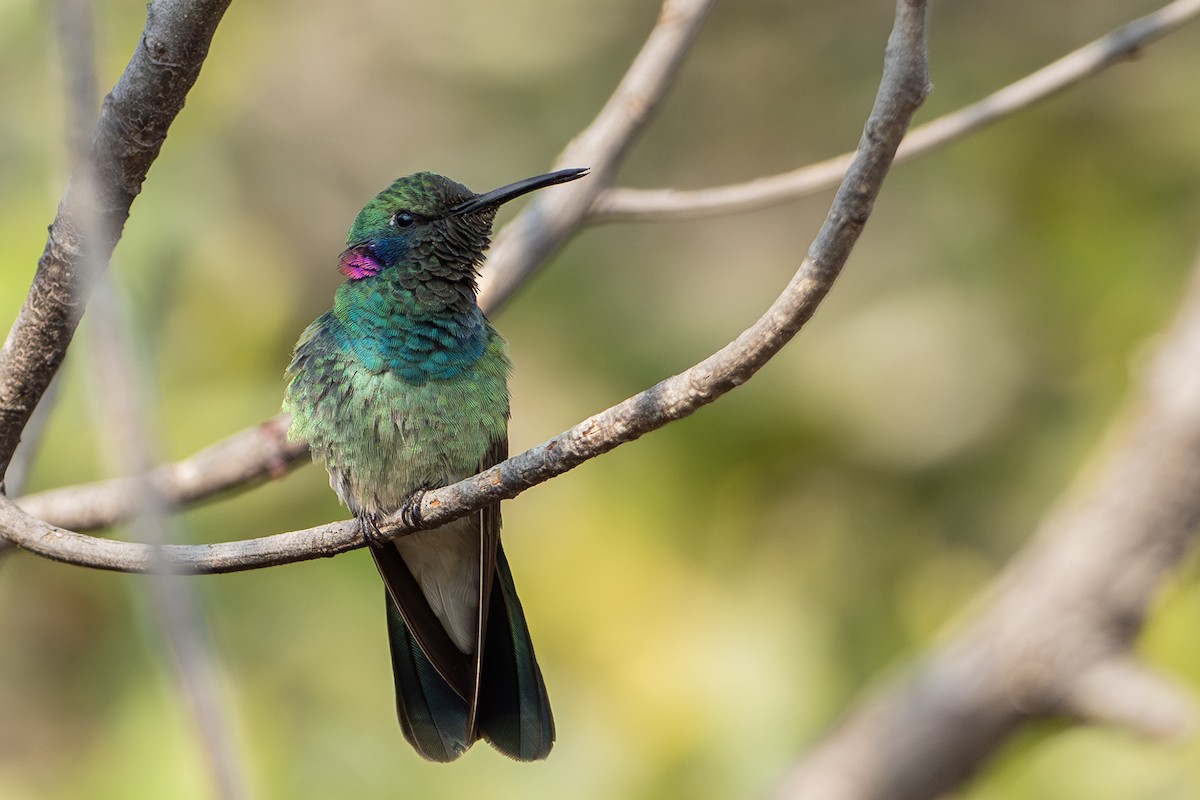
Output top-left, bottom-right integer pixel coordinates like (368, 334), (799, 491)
(285, 304), (509, 516)
(283, 168), (586, 761)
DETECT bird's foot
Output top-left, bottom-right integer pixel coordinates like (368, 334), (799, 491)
(356, 512), (391, 549)
(399, 487), (428, 530)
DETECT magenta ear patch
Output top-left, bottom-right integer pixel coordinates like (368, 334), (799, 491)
(338, 247), (382, 279)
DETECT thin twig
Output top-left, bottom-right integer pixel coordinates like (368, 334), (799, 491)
(6, 0), (101, 498)
(0, 0), (932, 574)
(3, 16), (252, 789)
(773, 244), (1200, 800)
(87, 279), (250, 800)
(592, 0), (1200, 222)
(53, 2), (249, 781)
(0, 0), (232, 482)
(476, 0), (717, 314)
(55, 0), (100, 161)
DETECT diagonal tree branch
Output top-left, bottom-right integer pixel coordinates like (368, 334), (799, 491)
(0, 0), (932, 574)
(476, 0), (717, 314)
(18, 414), (304, 533)
(591, 0), (1200, 222)
(0, 0), (232, 483)
(772, 243), (1200, 800)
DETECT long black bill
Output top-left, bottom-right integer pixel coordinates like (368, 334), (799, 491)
(451, 167), (589, 216)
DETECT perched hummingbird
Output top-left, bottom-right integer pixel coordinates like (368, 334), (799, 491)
(283, 167), (588, 761)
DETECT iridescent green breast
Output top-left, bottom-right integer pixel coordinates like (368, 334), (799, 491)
(283, 310), (510, 516)
(329, 276), (488, 383)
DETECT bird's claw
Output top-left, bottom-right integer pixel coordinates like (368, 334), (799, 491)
(400, 488), (427, 530)
(357, 513), (391, 549)
(357, 489), (428, 548)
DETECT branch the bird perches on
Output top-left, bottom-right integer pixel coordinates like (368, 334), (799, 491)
(2, 1), (931, 574)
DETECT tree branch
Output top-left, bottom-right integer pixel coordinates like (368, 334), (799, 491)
(476, 0), (717, 314)
(1067, 657), (1194, 739)
(773, 245), (1200, 800)
(17, 414), (304, 532)
(0, 0), (932, 574)
(591, 0), (1200, 222)
(0, 0), (232, 482)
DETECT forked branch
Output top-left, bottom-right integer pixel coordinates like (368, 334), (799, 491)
(592, 0), (1200, 221)
(0, 0), (932, 573)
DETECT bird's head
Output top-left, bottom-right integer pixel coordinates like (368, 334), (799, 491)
(338, 168), (589, 281)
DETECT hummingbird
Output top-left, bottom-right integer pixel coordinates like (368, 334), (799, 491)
(283, 167), (588, 761)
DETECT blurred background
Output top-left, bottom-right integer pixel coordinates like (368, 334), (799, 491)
(1, 0), (1200, 797)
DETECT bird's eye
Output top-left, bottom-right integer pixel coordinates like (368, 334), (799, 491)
(391, 211), (418, 228)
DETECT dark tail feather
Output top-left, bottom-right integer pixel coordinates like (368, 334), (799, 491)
(385, 598), (472, 762)
(477, 544), (555, 761)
